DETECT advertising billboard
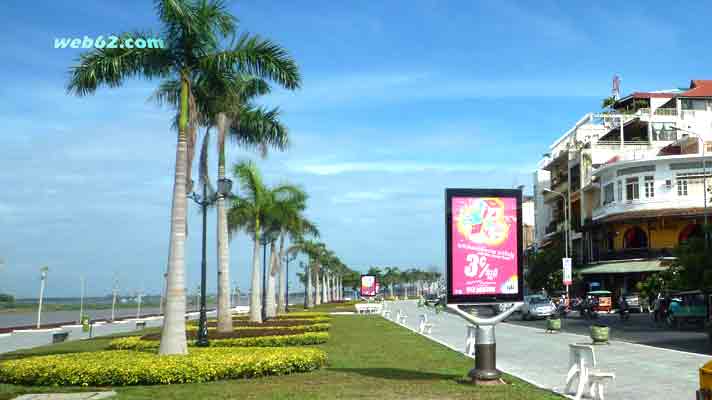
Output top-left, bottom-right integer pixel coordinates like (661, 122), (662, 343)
(446, 188), (523, 304)
(562, 257), (572, 286)
(360, 275), (377, 297)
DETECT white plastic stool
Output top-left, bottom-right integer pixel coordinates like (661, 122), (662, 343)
(464, 324), (476, 356)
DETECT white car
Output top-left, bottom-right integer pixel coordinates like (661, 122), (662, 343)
(520, 295), (556, 320)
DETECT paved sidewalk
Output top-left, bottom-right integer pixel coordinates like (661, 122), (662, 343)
(390, 300), (707, 399)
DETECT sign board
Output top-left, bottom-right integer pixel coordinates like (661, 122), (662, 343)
(375, 281), (380, 294)
(562, 257), (572, 286)
(360, 275), (377, 297)
(446, 188), (524, 304)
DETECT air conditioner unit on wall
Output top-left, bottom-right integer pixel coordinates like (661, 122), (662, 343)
(665, 179), (672, 189)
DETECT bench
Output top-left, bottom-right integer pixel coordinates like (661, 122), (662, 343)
(52, 332), (69, 344)
(565, 344), (615, 400)
(464, 324), (476, 356)
(355, 303), (383, 314)
(395, 309), (407, 325)
(418, 314), (433, 334)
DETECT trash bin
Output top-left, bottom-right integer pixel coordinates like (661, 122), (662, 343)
(699, 361), (712, 400)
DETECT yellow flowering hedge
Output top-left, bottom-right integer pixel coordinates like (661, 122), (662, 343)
(108, 332), (329, 350)
(188, 322), (331, 333)
(0, 347), (327, 386)
(233, 312), (330, 319)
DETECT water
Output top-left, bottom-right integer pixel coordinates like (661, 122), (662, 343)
(0, 293), (308, 328)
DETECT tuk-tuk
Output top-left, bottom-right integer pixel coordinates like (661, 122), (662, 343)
(587, 290), (612, 313)
(667, 290), (706, 328)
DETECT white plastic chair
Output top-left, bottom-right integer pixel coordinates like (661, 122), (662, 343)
(418, 314), (433, 334)
(566, 344), (615, 400)
(464, 324), (476, 356)
(397, 309), (407, 325)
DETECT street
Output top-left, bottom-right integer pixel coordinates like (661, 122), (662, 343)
(506, 310), (712, 355)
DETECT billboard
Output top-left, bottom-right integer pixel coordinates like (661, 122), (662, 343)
(446, 189), (523, 304)
(562, 257), (572, 286)
(360, 275), (377, 297)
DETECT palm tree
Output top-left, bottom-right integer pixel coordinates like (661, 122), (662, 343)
(290, 240), (322, 308)
(277, 202), (318, 313)
(155, 74), (291, 332)
(67, 0), (299, 355)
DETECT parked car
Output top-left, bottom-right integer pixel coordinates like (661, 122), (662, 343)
(623, 292), (642, 313)
(667, 290), (706, 328)
(520, 295), (556, 320)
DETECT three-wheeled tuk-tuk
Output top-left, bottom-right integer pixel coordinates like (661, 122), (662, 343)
(587, 290), (613, 313)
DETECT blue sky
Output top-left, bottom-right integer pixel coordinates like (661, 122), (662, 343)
(1, 0), (710, 297)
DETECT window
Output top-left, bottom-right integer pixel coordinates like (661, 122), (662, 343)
(652, 122), (677, 141)
(626, 177), (639, 201)
(617, 180), (623, 201)
(677, 175), (689, 196)
(644, 176), (655, 198)
(682, 99), (707, 110)
(604, 183), (614, 205)
(706, 141), (712, 154)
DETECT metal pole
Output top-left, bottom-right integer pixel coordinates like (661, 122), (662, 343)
(111, 284), (117, 321)
(703, 137), (709, 248)
(37, 268), (47, 329)
(285, 256), (290, 313)
(136, 292), (142, 319)
(262, 241), (267, 321)
(79, 276), (85, 322)
(197, 185), (209, 347)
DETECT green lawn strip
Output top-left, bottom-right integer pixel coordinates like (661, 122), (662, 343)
(0, 315), (561, 400)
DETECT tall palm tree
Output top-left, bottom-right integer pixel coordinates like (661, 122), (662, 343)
(67, 0), (299, 355)
(154, 73), (290, 332)
(289, 239), (322, 308)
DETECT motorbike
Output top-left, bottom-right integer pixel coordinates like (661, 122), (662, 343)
(619, 307), (630, 321)
(556, 303), (569, 318)
(581, 305), (598, 320)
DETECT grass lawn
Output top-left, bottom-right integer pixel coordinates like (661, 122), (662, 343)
(0, 314), (560, 400)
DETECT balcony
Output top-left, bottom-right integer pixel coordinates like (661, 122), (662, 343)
(591, 248), (672, 263)
(594, 141), (650, 151)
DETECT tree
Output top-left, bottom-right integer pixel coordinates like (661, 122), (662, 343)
(601, 96), (617, 109)
(68, 0), (298, 355)
(227, 160), (273, 323)
(525, 243), (565, 295)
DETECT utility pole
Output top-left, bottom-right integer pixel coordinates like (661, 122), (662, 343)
(36, 266), (48, 329)
(111, 278), (118, 322)
(79, 275), (85, 322)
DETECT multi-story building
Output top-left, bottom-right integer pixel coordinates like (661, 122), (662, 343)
(533, 80), (712, 296)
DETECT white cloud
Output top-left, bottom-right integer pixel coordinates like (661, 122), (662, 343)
(331, 191), (387, 204)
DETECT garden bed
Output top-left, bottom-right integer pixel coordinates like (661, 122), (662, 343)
(0, 347), (326, 386)
(108, 332), (329, 350)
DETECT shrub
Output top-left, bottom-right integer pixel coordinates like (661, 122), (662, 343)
(109, 332), (329, 350)
(0, 347), (327, 386)
(233, 312), (330, 320)
(188, 322), (330, 333)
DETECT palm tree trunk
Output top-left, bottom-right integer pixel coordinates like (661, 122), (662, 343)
(322, 273), (328, 303)
(315, 268), (321, 305)
(216, 113), (232, 333)
(249, 233), (262, 323)
(306, 263), (314, 308)
(277, 233), (287, 313)
(266, 241), (278, 318)
(159, 76), (190, 356)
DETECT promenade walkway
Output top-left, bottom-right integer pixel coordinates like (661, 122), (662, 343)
(391, 300), (707, 399)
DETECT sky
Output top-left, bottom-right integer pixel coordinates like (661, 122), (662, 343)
(1, 0), (711, 297)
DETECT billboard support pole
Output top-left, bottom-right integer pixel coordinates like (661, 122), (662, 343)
(447, 303), (522, 383)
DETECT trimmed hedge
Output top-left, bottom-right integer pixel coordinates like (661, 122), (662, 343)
(233, 312), (330, 320)
(0, 347), (327, 386)
(108, 332), (329, 350)
(188, 322), (331, 333)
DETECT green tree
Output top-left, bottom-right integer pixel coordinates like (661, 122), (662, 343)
(525, 243), (565, 294)
(67, 0), (298, 355)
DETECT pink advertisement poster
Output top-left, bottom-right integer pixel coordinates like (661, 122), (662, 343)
(361, 275), (376, 296)
(450, 196), (519, 296)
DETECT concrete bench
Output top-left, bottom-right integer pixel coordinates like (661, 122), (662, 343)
(565, 343), (615, 400)
(418, 314), (433, 335)
(396, 309), (407, 325)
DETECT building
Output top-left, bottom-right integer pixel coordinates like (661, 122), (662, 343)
(533, 79), (712, 297)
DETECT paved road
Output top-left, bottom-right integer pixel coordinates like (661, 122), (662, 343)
(506, 311), (712, 355)
(389, 300), (707, 400)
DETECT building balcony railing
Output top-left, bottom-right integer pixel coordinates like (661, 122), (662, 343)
(594, 141), (650, 151)
(592, 197), (707, 221)
(588, 248), (673, 264)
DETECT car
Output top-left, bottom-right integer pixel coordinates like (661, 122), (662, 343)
(520, 295), (556, 320)
(424, 294), (439, 306)
(623, 292), (642, 313)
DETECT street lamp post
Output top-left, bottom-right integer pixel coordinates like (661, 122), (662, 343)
(37, 266), (48, 329)
(672, 126), (709, 248)
(79, 276), (85, 323)
(187, 177), (234, 347)
(285, 252), (297, 313)
(111, 279), (118, 321)
(543, 188), (570, 300)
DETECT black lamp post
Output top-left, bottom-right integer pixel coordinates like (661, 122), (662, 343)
(187, 177), (233, 347)
(284, 252), (297, 313)
(260, 231), (277, 321)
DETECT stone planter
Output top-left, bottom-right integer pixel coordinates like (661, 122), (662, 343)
(547, 318), (561, 332)
(590, 324), (610, 344)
